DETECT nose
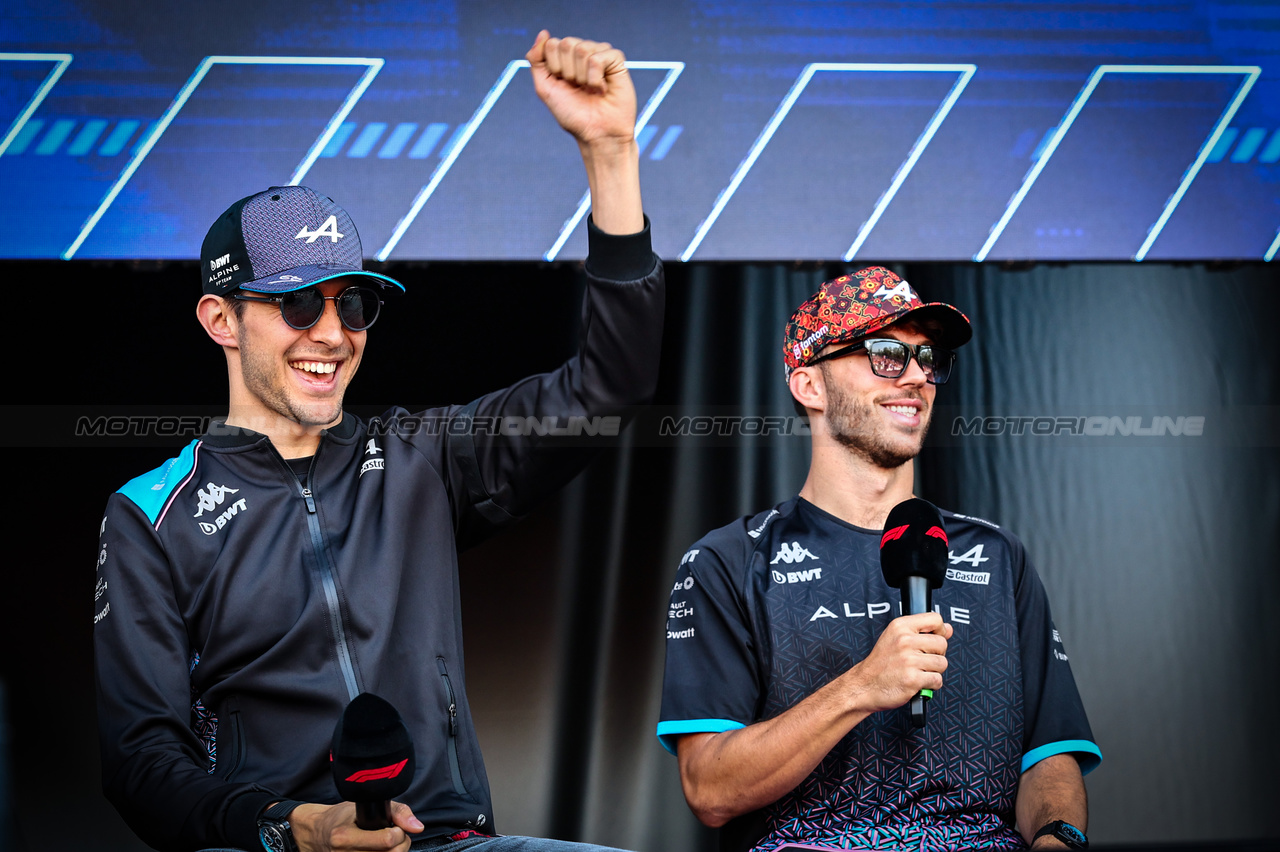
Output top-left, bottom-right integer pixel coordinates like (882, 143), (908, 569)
(308, 295), (346, 346)
(897, 352), (928, 387)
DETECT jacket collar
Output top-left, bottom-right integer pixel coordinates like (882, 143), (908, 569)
(201, 411), (359, 449)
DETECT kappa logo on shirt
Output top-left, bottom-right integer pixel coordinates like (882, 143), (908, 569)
(771, 541), (818, 565)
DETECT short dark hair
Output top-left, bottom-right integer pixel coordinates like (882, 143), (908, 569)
(886, 316), (945, 345)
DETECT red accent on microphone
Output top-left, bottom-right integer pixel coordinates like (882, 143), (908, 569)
(345, 758), (409, 783)
(880, 525), (909, 548)
(925, 525), (948, 544)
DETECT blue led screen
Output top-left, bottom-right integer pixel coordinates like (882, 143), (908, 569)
(3, 0), (1278, 261)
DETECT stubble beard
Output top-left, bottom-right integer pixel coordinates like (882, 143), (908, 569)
(237, 329), (348, 430)
(820, 364), (931, 470)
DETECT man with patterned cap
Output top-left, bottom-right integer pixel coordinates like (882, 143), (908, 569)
(658, 268), (1100, 851)
(94, 32), (659, 852)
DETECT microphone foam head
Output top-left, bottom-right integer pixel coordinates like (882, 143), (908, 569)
(879, 498), (948, 590)
(331, 692), (415, 802)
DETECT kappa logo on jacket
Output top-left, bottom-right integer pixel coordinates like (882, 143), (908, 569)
(193, 482), (239, 518)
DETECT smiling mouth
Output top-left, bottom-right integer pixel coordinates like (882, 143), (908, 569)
(291, 360), (337, 375)
(883, 403), (917, 417)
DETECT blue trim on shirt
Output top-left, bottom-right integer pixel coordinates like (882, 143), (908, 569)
(1022, 739), (1102, 775)
(117, 441), (198, 524)
(656, 718), (745, 756)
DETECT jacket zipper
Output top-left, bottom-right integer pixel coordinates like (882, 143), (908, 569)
(436, 656), (469, 796)
(292, 450), (361, 701)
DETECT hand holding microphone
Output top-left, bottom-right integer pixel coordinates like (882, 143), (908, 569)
(878, 498), (950, 728)
(331, 693), (415, 831)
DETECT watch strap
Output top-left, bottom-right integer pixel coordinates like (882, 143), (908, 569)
(1033, 819), (1088, 848)
(258, 800), (305, 852)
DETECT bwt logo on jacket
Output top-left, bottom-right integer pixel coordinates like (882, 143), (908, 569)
(773, 567), (822, 585)
(192, 481), (248, 536)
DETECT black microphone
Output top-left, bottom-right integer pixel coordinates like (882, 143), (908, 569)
(879, 498), (949, 728)
(331, 693), (415, 831)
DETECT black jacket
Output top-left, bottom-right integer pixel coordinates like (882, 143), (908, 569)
(93, 222), (664, 851)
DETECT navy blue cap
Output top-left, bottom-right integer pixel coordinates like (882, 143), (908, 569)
(200, 185), (403, 295)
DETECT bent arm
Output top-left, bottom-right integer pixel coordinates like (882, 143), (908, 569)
(676, 673), (870, 827)
(1016, 753), (1088, 848)
(95, 494), (277, 851)
(526, 30), (643, 236)
(441, 32), (663, 545)
(676, 613), (952, 827)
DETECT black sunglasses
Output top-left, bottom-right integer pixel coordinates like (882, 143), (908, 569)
(234, 284), (384, 332)
(810, 338), (955, 385)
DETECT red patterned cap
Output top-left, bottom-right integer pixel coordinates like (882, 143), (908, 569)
(782, 267), (971, 382)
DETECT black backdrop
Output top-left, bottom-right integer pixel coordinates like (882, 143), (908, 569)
(1, 258), (1277, 852)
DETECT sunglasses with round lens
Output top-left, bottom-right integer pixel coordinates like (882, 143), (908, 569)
(811, 338), (955, 385)
(234, 285), (383, 332)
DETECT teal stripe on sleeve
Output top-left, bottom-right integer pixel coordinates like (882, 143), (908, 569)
(1022, 739), (1102, 775)
(117, 441), (198, 524)
(656, 719), (745, 756)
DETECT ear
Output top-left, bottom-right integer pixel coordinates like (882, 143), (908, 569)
(789, 365), (825, 415)
(196, 294), (240, 349)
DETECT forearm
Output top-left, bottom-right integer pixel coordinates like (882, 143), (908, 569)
(103, 749), (274, 851)
(678, 671), (874, 827)
(675, 612), (953, 828)
(579, 137), (643, 235)
(1015, 753), (1088, 847)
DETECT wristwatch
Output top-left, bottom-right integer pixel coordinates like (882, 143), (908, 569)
(257, 800), (303, 852)
(1033, 819), (1088, 849)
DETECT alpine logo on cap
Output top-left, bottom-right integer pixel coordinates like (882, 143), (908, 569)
(873, 279), (915, 302)
(296, 215), (344, 244)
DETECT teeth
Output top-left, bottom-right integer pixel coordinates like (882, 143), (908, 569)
(293, 361), (336, 374)
(885, 404), (916, 416)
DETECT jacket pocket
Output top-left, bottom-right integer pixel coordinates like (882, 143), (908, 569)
(435, 657), (470, 798)
(214, 702), (246, 782)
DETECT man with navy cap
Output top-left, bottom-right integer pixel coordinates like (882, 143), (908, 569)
(658, 269), (1100, 851)
(93, 32), (660, 852)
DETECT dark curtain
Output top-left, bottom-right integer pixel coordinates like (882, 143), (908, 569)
(2, 259), (1277, 851)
